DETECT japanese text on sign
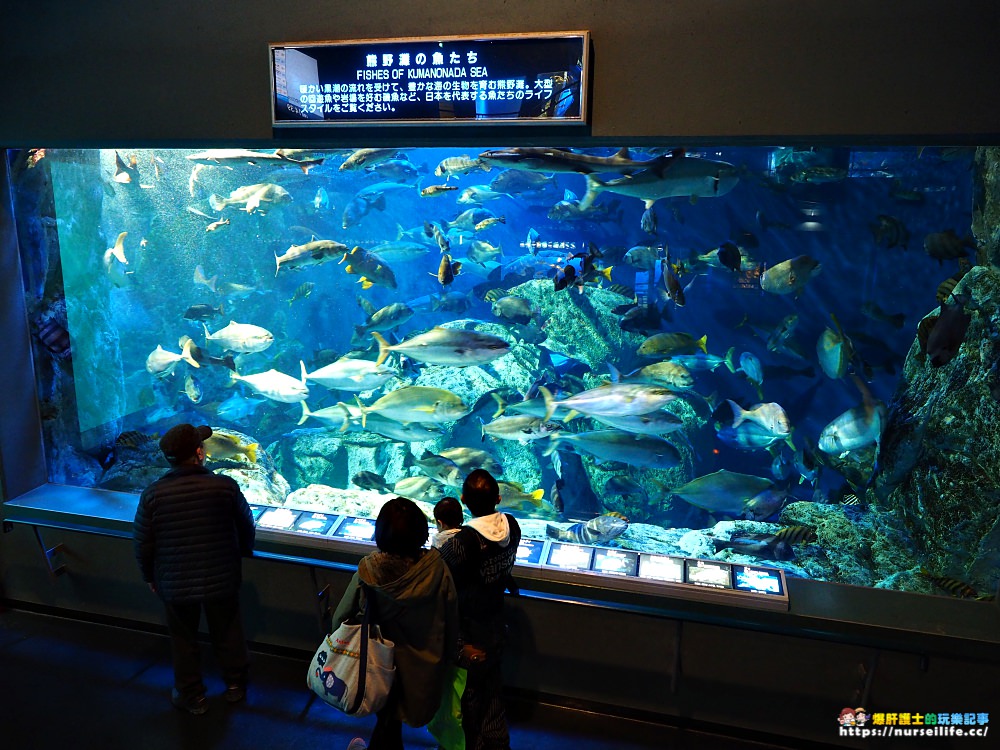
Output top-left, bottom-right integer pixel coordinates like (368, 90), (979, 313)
(271, 32), (588, 126)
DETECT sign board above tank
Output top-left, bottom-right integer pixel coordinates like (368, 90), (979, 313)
(270, 32), (589, 127)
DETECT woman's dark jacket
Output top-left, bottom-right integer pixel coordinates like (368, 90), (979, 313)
(133, 464), (255, 602)
(332, 548), (459, 727)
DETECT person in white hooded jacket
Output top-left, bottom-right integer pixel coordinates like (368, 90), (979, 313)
(439, 469), (521, 750)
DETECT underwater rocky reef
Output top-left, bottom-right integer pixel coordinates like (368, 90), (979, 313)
(8, 145), (1000, 600)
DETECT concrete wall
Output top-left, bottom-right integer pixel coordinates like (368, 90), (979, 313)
(2, 523), (997, 747)
(1, 1), (998, 146)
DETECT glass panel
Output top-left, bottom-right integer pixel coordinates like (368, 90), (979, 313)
(7, 145), (995, 601)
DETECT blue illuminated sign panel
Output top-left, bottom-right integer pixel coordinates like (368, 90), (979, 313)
(270, 32), (589, 126)
(685, 559), (733, 589)
(333, 516), (377, 541)
(732, 564), (786, 596)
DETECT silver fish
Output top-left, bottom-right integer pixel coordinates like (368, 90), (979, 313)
(591, 409), (685, 436)
(274, 238), (348, 275)
(819, 403), (887, 455)
(438, 447), (503, 476)
(665, 353), (728, 371)
(434, 155), (491, 179)
(362, 415), (445, 442)
(716, 421), (788, 451)
(726, 400), (791, 440)
(354, 300), (414, 340)
(320, 402), (445, 441)
(624, 245), (662, 271)
(760, 255), (822, 296)
(540, 384), (677, 421)
(372, 327), (510, 367)
(216, 393), (267, 421)
(340, 148), (402, 171)
(145, 341), (199, 378)
(393, 475), (445, 502)
(466, 239), (502, 265)
(603, 476), (649, 503)
(816, 314), (854, 379)
(183, 374), (203, 403)
(367, 159), (423, 183)
(356, 386), (469, 425)
(481, 415), (560, 443)
(579, 150), (739, 211)
(737, 351), (764, 387)
(490, 169), (558, 195)
(106, 231), (128, 264)
(300, 357), (397, 392)
(231, 367), (308, 403)
(670, 470), (774, 515)
(609, 361), (694, 392)
(367, 240), (431, 264)
(298, 401), (357, 428)
(313, 187), (329, 210)
(491, 296), (538, 325)
(446, 208), (495, 234)
(457, 185), (509, 205)
(408, 450), (464, 487)
(209, 183), (291, 213)
(544, 430), (682, 469)
(203, 321), (273, 353)
(186, 148), (322, 173)
(478, 146), (654, 175)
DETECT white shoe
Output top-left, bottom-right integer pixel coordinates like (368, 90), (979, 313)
(347, 739), (367, 750)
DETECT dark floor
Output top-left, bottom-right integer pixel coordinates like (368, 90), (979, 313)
(0, 606), (805, 750)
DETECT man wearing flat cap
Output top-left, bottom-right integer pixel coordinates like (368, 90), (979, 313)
(133, 423), (256, 715)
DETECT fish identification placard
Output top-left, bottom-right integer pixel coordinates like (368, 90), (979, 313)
(270, 32), (589, 127)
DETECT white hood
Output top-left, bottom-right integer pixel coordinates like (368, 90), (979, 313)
(466, 512), (511, 548)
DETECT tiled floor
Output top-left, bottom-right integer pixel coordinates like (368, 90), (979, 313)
(0, 606), (812, 750)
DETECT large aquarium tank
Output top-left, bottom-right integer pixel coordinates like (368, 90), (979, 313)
(8, 145), (1000, 601)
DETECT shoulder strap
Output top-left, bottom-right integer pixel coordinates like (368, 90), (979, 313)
(349, 582), (377, 714)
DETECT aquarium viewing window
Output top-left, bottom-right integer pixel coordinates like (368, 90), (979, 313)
(243, 498), (790, 609)
(270, 32), (589, 126)
(6, 144), (999, 609)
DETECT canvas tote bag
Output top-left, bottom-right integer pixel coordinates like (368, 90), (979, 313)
(307, 583), (396, 716)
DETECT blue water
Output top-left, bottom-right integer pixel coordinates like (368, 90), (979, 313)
(13, 145), (979, 591)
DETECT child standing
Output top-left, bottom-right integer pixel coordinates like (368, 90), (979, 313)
(431, 497), (464, 550)
(428, 497), (466, 750)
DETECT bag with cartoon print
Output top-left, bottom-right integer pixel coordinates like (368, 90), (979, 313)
(306, 583), (395, 716)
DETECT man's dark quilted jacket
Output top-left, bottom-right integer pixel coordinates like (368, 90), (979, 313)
(133, 465), (255, 602)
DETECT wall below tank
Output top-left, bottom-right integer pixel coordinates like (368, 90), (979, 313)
(2, 523), (997, 747)
(1, 1), (998, 145)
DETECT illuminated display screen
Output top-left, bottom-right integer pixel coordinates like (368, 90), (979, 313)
(249, 506), (266, 522)
(515, 539), (544, 565)
(270, 32), (588, 126)
(591, 548), (638, 577)
(733, 565), (785, 596)
(544, 542), (594, 571)
(638, 554), (684, 583)
(293, 512), (336, 535)
(258, 507), (301, 530)
(685, 560), (733, 589)
(333, 516), (377, 541)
